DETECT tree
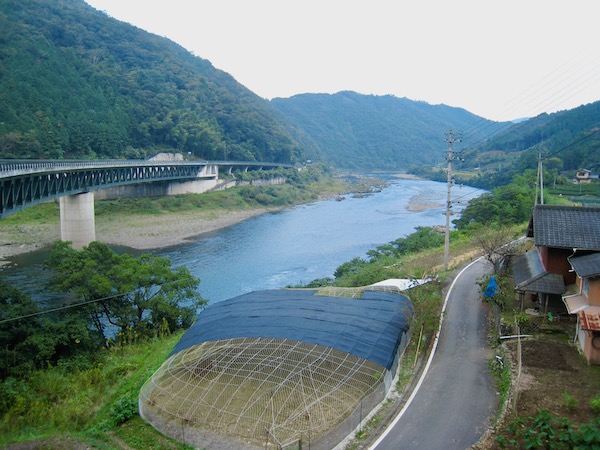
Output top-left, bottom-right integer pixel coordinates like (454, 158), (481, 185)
(472, 226), (517, 273)
(454, 182), (534, 229)
(45, 241), (204, 342)
(0, 279), (93, 378)
(367, 227), (444, 261)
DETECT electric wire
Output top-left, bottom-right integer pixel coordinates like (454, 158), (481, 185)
(455, 52), (600, 159)
(0, 278), (184, 325)
(0, 291), (127, 325)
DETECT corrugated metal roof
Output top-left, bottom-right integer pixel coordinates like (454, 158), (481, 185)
(563, 294), (588, 314)
(568, 252), (600, 278)
(171, 289), (413, 370)
(527, 205), (600, 250)
(512, 251), (566, 294)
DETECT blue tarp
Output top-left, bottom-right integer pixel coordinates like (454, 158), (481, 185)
(484, 276), (498, 298)
(171, 289), (413, 370)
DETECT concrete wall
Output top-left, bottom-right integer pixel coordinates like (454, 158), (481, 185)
(59, 192), (96, 250)
(94, 179), (218, 200)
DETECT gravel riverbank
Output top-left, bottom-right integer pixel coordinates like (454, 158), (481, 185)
(0, 185), (439, 262)
(0, 208), (270, 261)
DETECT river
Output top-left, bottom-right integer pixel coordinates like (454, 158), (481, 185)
(1, 177), (483, 306)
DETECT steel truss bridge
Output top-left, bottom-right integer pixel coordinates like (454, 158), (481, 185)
(0, 159), (292, 219)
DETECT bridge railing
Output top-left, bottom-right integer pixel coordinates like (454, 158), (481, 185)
(0, 159), (292, 178)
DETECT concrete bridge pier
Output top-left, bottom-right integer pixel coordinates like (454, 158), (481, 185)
(59, 192), (96, 250)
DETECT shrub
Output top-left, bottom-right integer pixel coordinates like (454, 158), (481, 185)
(591, 395), (600, 414)
(111, 398), (139, 426)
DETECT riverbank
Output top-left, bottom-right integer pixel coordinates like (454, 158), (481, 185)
(0, 208), (272, 261)
(0, 176), (441, 261)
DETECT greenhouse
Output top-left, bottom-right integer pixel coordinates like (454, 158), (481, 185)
(139, 287), (413, 449)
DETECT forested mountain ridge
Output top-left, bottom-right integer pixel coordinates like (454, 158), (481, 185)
(454, 101), (600, 188)
(0, 0), (316, 162)
(2, 0), (597, 176)
(271, 91), (506, 170)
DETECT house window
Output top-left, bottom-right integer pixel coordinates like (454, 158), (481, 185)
(583, 277), (589, 297)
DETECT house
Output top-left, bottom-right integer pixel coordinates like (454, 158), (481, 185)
(526, 205), (600, 284)
(574, 169), (599, 184)
(563, 252), (600, 364)
(513, 204), (600, 364)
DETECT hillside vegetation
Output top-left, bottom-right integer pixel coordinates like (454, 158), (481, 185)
(271, 91), (506, 170)
(1, 0), (512, 172)
(442, 101), (600, 189)
(0, 0), (315, 163)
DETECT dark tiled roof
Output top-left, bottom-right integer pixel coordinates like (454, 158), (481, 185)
(512, 251), (566, 294)
(568, 252), (600, 278)
(527, 205), (600, 250)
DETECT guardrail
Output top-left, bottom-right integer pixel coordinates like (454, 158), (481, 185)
(0, 159), (292, 178)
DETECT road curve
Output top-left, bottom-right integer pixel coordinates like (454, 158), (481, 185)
(370, 258), (498, 449)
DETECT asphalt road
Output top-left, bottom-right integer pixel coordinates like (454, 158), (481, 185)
(370, 258), (498, 449)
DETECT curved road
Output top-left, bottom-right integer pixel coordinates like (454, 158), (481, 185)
(370, 258), (498, 449)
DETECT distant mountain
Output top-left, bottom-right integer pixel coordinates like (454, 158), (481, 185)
(271, 91), (506, 170)
(0, 0), (314, 163)
(458, 101), (600, 187)
(2, 0), (596, 181)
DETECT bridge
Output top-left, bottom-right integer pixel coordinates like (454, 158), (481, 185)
(0, 159), (293, 248)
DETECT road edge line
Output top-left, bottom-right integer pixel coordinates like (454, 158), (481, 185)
(368, 256), (483, 449)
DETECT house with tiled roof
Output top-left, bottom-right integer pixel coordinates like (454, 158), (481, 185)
(518, 204), (600, 364)
(563, 252), (600, 364)
(574, 169), (599, 184)
(526, 205), (600, 284)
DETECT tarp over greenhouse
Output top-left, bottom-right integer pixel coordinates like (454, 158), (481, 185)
(171, 288), (413, 369)
(140, 287), (414, 449)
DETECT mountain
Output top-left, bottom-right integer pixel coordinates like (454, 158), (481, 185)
(458, 101), (600, 187)
(0, 0), (314, 163)
(271, 91), (506, 170)
(2, 0), (597, 179)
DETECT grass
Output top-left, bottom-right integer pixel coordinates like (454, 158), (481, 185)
(0, 332), (191, 449)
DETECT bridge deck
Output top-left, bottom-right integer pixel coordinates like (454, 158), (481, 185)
(0, 159), (292, 218)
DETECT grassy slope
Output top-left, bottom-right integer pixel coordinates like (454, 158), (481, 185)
(0, 332), (189, 449)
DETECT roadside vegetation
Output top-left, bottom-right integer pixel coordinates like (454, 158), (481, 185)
(1, 165), (599, 448)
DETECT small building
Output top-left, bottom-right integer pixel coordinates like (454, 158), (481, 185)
(563, 252), (600, 364)
(574, 169), (599, 184)
(525, 205), (600, 285)
(513, 204), (600, 364)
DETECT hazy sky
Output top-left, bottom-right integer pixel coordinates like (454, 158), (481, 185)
(84, 0), (600, 122)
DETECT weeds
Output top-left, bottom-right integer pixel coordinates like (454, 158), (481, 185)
(495, 410), (600, 449)
(0, 332), (184, 447)
(489, 351), (511, 410)
(562, 390), (579, 411)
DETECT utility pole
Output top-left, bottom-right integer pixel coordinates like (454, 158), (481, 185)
(535, 152), (545, 205)
(444, 130), (460, 271)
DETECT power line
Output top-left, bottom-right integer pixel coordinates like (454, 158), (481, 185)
(0, 291), (128, 325)
(456, 52), (600, 158)
(541, 128), (600, 161)
(0, 277), (193, 325)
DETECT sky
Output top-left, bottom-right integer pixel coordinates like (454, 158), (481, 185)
(84, 0), (600, 122)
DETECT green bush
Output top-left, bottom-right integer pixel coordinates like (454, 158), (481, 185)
(111, 398), (139, 426)
(496, 410), (600, 449)
(591, 395), (600, 414)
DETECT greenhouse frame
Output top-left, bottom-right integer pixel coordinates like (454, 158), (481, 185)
(139, 287), (414, 449)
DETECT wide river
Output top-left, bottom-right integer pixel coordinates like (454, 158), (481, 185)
(2, 177), (483, 306)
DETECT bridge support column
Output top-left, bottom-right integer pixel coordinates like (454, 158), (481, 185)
(59, 192), (96, 250)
